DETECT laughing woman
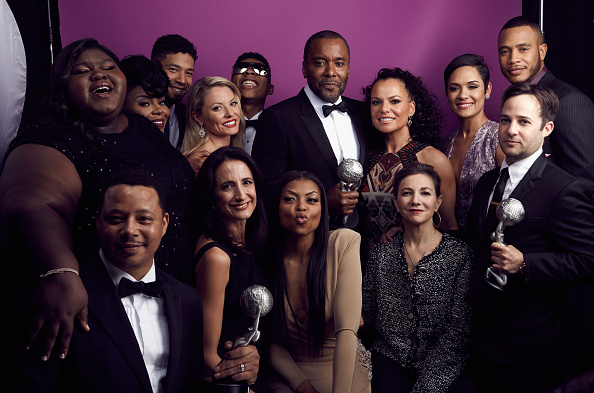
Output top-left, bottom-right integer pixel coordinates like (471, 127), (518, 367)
(120, 55), (170, 132)
(181, 77), (245, 174)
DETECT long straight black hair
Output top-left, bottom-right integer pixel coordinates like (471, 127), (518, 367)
(267, 171), (329, 357)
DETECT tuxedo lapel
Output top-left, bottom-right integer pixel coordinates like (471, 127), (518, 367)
(509, 154), (547, 201)
(476, 169), (500, 242)
(158, 270), (183, 393)
(345, 98), (368, 167)
(297, 90), (340, 177)
(82, 257), (153, 393)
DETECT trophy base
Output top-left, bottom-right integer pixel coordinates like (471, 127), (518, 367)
(209, 381), (249, 393)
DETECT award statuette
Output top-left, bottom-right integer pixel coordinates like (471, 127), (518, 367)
(210, 285), (273, 393)
(485, 198), (525, 290)
(337, 158), (364, 225)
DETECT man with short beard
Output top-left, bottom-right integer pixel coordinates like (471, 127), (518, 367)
(498, 16), (594, 190)
(252, 30), (369, 229)
(151, 34), (197, 150)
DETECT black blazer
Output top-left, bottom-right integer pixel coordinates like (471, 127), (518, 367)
(173, 102), (187, 150)
(466, 154), (594, 368)
(252, 88), (369, 193)
(538, 71), (594, 191)
(4, 256), (204, 393)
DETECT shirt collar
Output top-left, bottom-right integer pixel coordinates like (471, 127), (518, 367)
(245, 110), (264, 121)
(501, 148), (543, 186)
(304, 84), (343, 118)
(99, 249), (157, 287)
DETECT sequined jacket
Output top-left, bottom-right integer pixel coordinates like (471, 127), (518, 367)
(362, 232), (473, 393)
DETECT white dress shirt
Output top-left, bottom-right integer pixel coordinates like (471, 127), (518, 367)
(242, 110), (262, 155)
(100, 250), (170, 393)
(487, 148), (543, 216)
(304, 84), (360, 164)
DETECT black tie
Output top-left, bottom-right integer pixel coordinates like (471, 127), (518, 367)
(322, 101), (347, 117)
(246, 119), (259, 128)
(486, 167), (510, 237)
(118, 277), (163, 298)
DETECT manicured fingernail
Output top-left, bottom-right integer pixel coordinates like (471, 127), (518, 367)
(25, 345), (30, 350)
(214, 366), (220, 372)
(41, 355), (48, 361)
(59, 353), (65, 359)
(213, 373), (220, 378)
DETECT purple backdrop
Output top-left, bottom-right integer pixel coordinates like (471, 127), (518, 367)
(59, 0), (520, 135)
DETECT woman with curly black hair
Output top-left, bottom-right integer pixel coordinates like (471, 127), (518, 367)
(360, 68), (457, 246)
(120, 55), (170, 132)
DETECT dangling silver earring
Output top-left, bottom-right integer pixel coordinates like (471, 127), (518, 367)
(433, 211), (442, 228)
(199, 124), (206, 138)
(408, 115), (413, 127)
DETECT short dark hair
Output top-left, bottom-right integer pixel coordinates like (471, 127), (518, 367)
(267, 171), (329, 356)
(48, 38), (121, 144)
(98, 170), (167, 216)
(443, 53), (490, 93)
(151, 34), (197, 62)
(393, 162), (442, 198)
(501, 83), (559, 127)
(362, 67), (443, 149)
(194, 147), (267, 255)
(500, 16), (544, 43)
(120, 55), (170, 98)
(233, 51), (272, 80)
(303, 30), (350, 62)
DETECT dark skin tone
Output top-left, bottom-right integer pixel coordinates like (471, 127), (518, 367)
(0, 48), (129, 360)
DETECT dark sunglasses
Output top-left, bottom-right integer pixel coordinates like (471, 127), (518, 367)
(232, 62), (270, 76)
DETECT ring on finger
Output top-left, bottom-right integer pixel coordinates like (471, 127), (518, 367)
(240, 363), (245, 373)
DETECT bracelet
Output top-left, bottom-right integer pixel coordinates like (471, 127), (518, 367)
(519, 262), (527, 275)
(39, 268), (79, 279)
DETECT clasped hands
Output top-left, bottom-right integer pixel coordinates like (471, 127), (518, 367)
(490, 242), (524, 275)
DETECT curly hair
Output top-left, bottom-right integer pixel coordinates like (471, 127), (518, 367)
(181, 77), (245, 156)
(48, 38), (121, 146)
(151, 34), (197, 62)
(120, 55), (170, 98)
(362, 67), (442, 148)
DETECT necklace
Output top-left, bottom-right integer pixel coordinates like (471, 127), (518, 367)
(403, 228), (437, 267)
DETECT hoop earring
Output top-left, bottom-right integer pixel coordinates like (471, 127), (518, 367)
(408, 115), (413, 127)
(199, 124), (206, 138)
(433, 211), (442, 228)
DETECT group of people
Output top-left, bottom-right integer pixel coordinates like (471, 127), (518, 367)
(1, 14), (594, 393)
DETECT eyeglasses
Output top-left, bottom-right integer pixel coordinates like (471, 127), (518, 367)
(232, 62), (270, 76)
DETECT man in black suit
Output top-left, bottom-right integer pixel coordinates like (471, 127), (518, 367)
(498, 16), (594, 190)
(151, 34), (197, 150)
(466, 83), (594, 393)
(251, 30), (368, 228)
(231, 52), (274, 156)
(1, 171), (256, 392)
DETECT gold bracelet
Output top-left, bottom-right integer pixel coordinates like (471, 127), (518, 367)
(39, 268), (79, 279)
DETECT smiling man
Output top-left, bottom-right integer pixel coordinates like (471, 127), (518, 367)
(151, 34), (197, 149)
(466, 83), (594, 393)
(230, 52), (274, 155)
(251, 30), (369, 229)
(498, 17), (594, 190)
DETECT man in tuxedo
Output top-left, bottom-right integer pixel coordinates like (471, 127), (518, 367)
(498, 16), (594, 190)
(231, 52), (274, 156)
(151, 34), (197, 150)
(251, 30), (369, 228)
(466, 83), (594, 393)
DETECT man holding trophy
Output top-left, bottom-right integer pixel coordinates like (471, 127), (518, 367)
(465, 83), (594, 393)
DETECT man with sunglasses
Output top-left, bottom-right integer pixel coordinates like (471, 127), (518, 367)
(251, 30), (369, 229)
(231, 52), (274, 155)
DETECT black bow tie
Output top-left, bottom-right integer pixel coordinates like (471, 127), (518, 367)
(246, 119), (259, 128)
(322, 101), (347, 117)
(118, 277), (163, 298)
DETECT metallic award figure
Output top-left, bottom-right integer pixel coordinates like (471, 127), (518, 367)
(337, 158), (363, 225)
(486, 198), (525, 290)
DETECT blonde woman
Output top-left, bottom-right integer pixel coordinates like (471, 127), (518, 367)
(182, 77), (245, 174)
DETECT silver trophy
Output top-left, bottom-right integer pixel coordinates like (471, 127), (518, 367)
(485, 198), (525, 290)
(232, 285), (273, 349)
(337, 158), (364, 225)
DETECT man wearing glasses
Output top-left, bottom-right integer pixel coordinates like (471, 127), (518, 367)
(231, 53), (274, 155)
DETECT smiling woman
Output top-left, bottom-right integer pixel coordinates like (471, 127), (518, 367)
(0, 38), (196, 364)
